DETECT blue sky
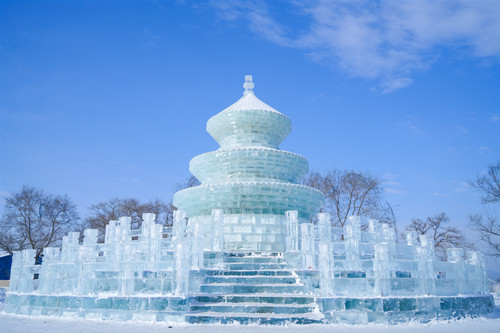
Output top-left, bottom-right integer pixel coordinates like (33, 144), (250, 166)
(1, 1), (499, 273)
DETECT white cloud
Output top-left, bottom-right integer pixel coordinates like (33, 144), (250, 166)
(382, 172), (405, 194)
(385, 187), (405, 195)
(398, 115), (425, 135)
(490, 114), (500, 122)
(381, 78), (413, 94)
(432, 191), (450, 197)
(478, 146), (491, 154)
(210, 0), (290, 46)
(455, 125), (469, 134)
(454, 183), (469, 192)
(210, 0), (500, 92)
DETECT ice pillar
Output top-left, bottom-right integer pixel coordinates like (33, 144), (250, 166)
(345, 216), (361, 266)
(191, 221), (205, 269)
(416, 235), (436, 295)
(300, 223), (315, 270)
(285, 210), (299, 252)
(211, 209), (224, 251)
(447, 248), (465, 294)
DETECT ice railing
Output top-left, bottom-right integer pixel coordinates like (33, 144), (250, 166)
(8, 209), (489, 299)
(8, 210), (224, 297)
(285, 211), (489, 297)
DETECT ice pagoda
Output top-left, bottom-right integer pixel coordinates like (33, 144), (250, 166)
(4, 76), (494, 324)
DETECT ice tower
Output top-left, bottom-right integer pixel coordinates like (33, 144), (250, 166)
(3, 75), (495, 325)
(173, 75), (324, 252)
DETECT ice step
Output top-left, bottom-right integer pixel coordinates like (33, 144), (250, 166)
(204, 276), (298, 284)
(189, 303), (318, 314)
(199, 283), (305, 294)
(224, 252), (283, 257)
(223, 256), (285, 263)
(192, 294), (317, 305)
(223, 263), (287, 270)
(203, 269), (293, 276)
(224, 242), (285, 252)
(185, 312), (323, 325)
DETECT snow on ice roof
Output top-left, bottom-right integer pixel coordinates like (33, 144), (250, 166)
(221, 75), (282, 115)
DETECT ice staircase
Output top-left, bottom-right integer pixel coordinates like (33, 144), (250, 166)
(186, 253), (323, 325)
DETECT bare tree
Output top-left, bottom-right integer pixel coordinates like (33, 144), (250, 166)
(470, 162), (500, 204)
(0, 186), (80, 257)
(85, 198), (175, 240)
(175, 176), (201, 191)
(469, 214), (500, 257)
(404, 212), (473, 259)
(303, 170), (390, 227)
(469, 161), (500, 256)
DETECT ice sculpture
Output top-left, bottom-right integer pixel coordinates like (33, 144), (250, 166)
(4, 76), (494, 325)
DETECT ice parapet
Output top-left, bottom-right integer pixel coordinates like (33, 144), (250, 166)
(4, 76), (494, 324)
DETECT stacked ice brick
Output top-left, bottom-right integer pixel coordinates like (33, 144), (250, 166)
(5, 212), (223, 320)
(282, 213), (493, 322)
(173, 75), (324, 252)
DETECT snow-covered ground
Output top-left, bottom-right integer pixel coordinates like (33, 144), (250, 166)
(1, 299), (499, 333)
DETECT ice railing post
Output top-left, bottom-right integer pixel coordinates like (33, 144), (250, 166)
(317, 213), (332, 296)
(317, 213), (331, 244)
(467, 251), (488, 294)
(142, 213), (163, 261)
(300, 223), (314, 270)
(211, 209), (224, 252)
(447, 248), (465, 294)
(9, 251), (24, 292)
(12, 249), (36, 293)
(285, 210), (299, 252)
(174, 210), (189, 295)
(191, 221), (205, 270)
(41, 247), (60, 294)
(345, 216), (361, 267)
(374, 223), (395, 296)
(416, 235), (436, 295)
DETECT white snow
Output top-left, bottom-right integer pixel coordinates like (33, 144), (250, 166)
(1, 301), (499, 333)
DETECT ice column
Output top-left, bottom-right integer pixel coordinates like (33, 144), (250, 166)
(285, 210), (299, 251)
(319, 242), (332, 296)
(374, 223), (396, 296)
(173, 210), (187, 241)
(8, 251), (24, 292)
(41, 247), (60, 294)
(345, 216), (361, 267)
(61, 232), (80, 263)
(141, 213), (163, 261)
(467, 251), (488, 294)
(447, 248), (465, 294)
(211, 209), (224, 251)
(191, 222), (205, 269)
(374, 242), (390, 296)
(317, 213), (331, 244)
(416, 235), (436, 295)
(77, 230), (97, 295)
(405, 231), (418, 247)
(300, 223), (315, 269)
(174, 210), (189, 295)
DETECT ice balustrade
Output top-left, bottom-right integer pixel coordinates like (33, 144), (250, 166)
(284, 213), (489, 298)
(9, 209), (487, 299)
(9, 212), (227, 297)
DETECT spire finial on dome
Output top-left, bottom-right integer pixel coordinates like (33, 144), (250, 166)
(243, 75), (254, 96)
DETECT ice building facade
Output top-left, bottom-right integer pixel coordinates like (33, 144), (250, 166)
(4, 76), (494, 324)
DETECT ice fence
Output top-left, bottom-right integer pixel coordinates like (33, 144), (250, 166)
(4, 211), (494, 324)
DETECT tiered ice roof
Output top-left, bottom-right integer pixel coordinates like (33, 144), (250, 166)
(173, 75), (324, 219)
